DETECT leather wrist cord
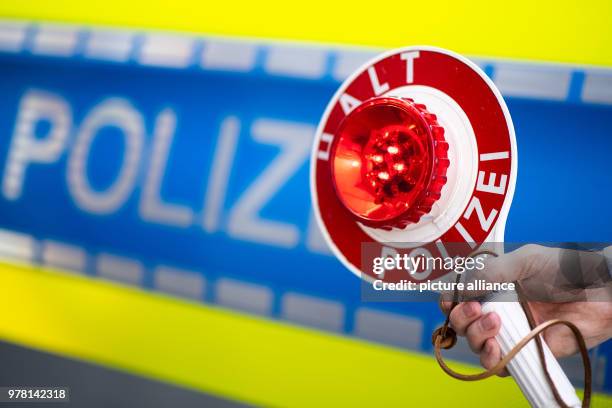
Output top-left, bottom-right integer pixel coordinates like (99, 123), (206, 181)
(432, 250), (592, 408)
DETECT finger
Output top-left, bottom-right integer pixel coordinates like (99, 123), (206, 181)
(449, 302), (482, 336)
(480, 338), (509, 377)
(439, 299), (452, 314)
(466, 312), (501, 353)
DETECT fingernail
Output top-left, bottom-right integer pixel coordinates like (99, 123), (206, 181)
(482, 313), (497, 331)
(463, 302), (477, 318)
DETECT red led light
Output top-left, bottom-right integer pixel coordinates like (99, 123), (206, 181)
(330, 97), (449, 229)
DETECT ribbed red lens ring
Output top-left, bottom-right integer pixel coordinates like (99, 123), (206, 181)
(330, 97), (449, 230)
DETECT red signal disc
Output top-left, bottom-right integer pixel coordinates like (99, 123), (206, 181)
(311, 47), (516, 283)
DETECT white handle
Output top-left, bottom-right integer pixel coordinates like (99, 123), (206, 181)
(482, 296), (581, 407)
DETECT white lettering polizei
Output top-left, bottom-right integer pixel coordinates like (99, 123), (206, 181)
(67, 98), (144, 214)
(227, 119), (312, 248)
(3, 90), (71, 200)
(139, 108), (194, 227)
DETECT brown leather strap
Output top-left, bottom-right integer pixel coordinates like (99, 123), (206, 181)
(432, 251), (592, 407)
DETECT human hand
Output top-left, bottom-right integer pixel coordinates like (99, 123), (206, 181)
(441, 244), (612, 375)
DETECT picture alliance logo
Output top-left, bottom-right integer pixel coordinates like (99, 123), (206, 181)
(371, 253), (487, 276)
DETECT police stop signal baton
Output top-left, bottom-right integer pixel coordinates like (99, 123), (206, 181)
(310, 47), (589, 407)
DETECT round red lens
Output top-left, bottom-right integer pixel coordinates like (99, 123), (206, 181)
(330, 97), (448, 229)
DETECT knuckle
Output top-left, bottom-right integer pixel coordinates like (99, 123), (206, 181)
(520, 243), (542, 255)
(514, 244), (548, 277)
(449, 305), (469, 335)
(519, 244), (541, 264)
